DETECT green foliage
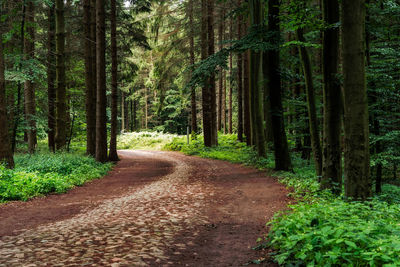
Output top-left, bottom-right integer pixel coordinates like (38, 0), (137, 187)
(267, 199), (400, 266)
(0, 153), (112, 202)
(118, 131), (180, 150)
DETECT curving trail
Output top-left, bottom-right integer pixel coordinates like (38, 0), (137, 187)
(0, 151), (289, 266)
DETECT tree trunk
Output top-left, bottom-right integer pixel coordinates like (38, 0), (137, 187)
(321, 0), (342, 194)
(267, 0), (291, 170)
(47, 3), (56, 152)
(237, 0), (243, 142)
(208, 0), (218, 145)
(188, 0), (197, 134)
(95, 0), (108, 162)
(228, 18), (233, 134)
(108, 0), (119, 161)
(243, 49), (251, 146)
(55, 0), (67, 150)
(24, 1), (36, 154)
(217, 5), (224, 132)
(249, 0), (266, 157)
(84, 0), (96, 156)
(297, 28), (322, 176)
(342, 0), (371, 200)
(0, 25), (14, 168)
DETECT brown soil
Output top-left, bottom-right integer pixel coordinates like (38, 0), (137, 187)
(0, 151), (290, 266)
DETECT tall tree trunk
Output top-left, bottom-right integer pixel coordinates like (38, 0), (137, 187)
(217, 5), (224, 132)
(0, 23), (14, 168)
(108, 0), (118, 161)
(188, 0), (197, 134)
(24, 1), (36, 154)
(321, 0), (342, 193)
(208, 0), (218, 145)
(237, 0), (243, 142)
(244, 49), (251, 146)
(267, 0), (291, 170)
(121, 91), (125, 131)
(84, 0), (96, 156)
(342, 0), (371, 200)
(55, 0), (67, 150)
(95, 0), (108, 162)
(11, 1), (26, 152)
(297, 28), (322, 176)
(47, 3), (56, 152)
(228, 18), (233, 134)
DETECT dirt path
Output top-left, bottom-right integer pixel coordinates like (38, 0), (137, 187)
(0, 151), (289, 266)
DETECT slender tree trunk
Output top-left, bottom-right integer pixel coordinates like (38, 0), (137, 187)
(188, 0), (197, 134)
(145, 87), (148, 129)
(267, 0), (291, 170)
(47, 3), (56, 152)
(0, 23), (14, 168)
(244, 49), (251, 146)
(218, 6), (224, 132)
(95, 0), (108, 162)
(208, 0), (218, 145)
(55, 0), (67, 150)
(249, 0), (266, 157)
(237, 0), (243, 142)
(121, 91), (125, 131)
(228, 18), (233, 134)
(321, 0), (342, 193)
(342, 0), (371, 200)
(108, 0), (119, 161)
(24, 1), (36, 154)
(84, 0), (96, 156)
(297, 28), (322, 176)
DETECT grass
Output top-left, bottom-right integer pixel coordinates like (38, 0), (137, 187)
(0, 152), (112, 202)
(164, 133), (400, 266)
(118, 131), (180, 150)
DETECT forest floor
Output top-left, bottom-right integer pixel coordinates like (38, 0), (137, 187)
(0, 150), (289, 267)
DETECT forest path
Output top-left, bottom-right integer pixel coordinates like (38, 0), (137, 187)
(0, 150), (289, 266)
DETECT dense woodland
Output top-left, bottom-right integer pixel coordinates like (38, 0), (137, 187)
(0, 0), (400, 196)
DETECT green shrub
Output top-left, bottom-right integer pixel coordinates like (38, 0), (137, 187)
(118, 131), (179, 150)
(0, 153), (112, 202)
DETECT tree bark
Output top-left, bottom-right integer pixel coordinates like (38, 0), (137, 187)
(237, 0), (243, 142)
(243, 49), (251, 146)
(218, 5), (224, 132)
(0, 24), (15, 168)
(84, 0), (96, 156)
(47, 3), (56, 152)
(55, 0), (67, 150)
(297, 28), (322, 176)
(24, 1), (36, 154)
(267, 0), (292, 170)
(228, 18), (233, 134)
(208, 0), (218, 145)
(249, 0), (266, 157)
(321, 0), (342, 194)
(95, 0), (108, 162)
(188, 0), (197, 134)
(342, 0), (371, 200)
(108, 0), (119, 161)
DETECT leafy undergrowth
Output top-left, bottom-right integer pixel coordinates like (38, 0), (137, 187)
(118, 131), (180, 150)
(0, 153), (112, 202)
(164, 133), (400, 266)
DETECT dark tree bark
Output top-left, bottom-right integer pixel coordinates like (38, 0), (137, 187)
(95, 0), (108, 162)
(188, 0), (197, 134)
(342, 0), (371, 200)
(218, 5), (224, 132)
(297, 28), (322, 176)
(228, 18), (233, 134)
(84, 0), (96, 156)
(108, 0), (119, 161)
(243, 49), (251, 146)
(0, 25), (14, 168)
(267, 0), (291, 170)
(24, 1), (36, 154)
(237, 0), (243, 142)
(321, 0), (342, 194)
(47, 3), (56, 152)
(208, 0), (218, 145)
(55, 0), (67, 150)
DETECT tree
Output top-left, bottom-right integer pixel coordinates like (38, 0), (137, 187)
(188, 0), (197, 134)
(237, 0), (243, 142)
(55, 0), (67, 150)
(24, 1), (36, 153)
(109, 0), (119, 161)
(0, 19), (14, 168)
(321, 0), (342, 193)
(267, 0), (291, 170)
(95, 0), (108, 162)
(84, 0), (97, 156)
(342, 0), (371, 200)
(47, 3), (56, 152)
(249, 0), (266, 157)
